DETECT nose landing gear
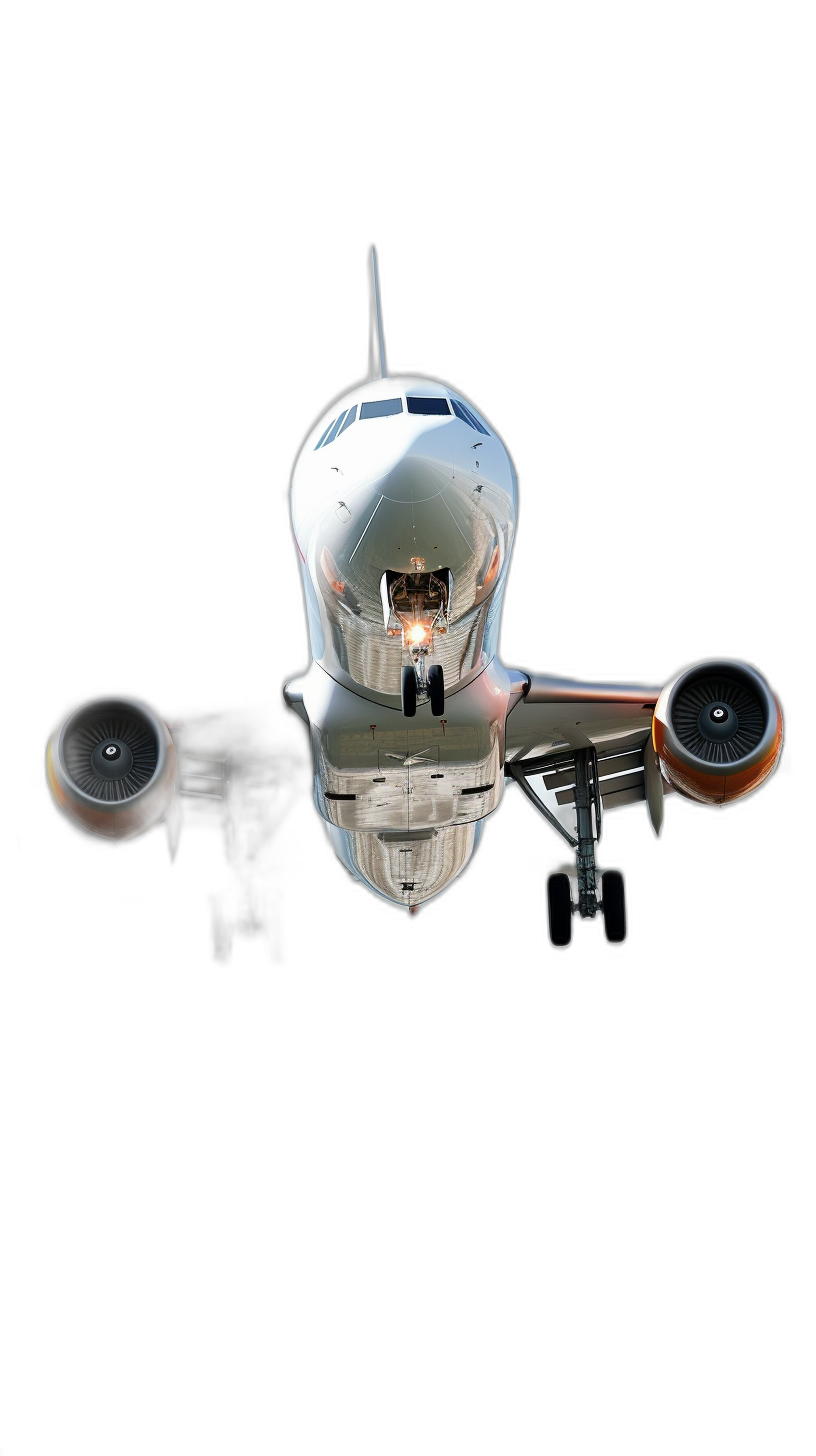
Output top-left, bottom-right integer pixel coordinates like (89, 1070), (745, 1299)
(401, 665), (417, 717)
(401, 662), (445, 717)
(427, 663), (444, 716)
(387, 564), (449, 718)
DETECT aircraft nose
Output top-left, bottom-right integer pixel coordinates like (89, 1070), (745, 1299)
(329, 428), (471, 581)
(342, 413), (454, 497)
(379, 435), (453, 503)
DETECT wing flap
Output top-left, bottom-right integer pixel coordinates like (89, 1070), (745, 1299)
(555, 767), (646, 807)
(507, 725), (671, 819)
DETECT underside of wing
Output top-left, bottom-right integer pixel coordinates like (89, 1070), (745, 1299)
(503, 656), (784, 845)
(504, 671), (660, 763)
(503, 671), (667, 841)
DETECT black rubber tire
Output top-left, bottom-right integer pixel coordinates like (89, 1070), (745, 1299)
(265, 885), (289, 966)
(602, 870), (626, 942)
(428, 663), (445, 717)
(401, 665), (417, 718)
(547, 873), (572, 946)
(206, 885), (233, 966)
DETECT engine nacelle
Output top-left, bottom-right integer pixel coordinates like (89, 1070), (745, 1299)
(653, 661), (782, 805)
(46, 698), (177, 839)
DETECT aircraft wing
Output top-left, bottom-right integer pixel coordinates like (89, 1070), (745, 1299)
(504, 672), (666, 839)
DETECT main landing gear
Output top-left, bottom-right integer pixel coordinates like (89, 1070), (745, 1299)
(205, 885), (291, 966)
(206, 885), (233, 966)
(401, 663), (444, 717)
(546, 868), (626, 946)
(202, 751), (308, 966)
(507, 746), (627, 946)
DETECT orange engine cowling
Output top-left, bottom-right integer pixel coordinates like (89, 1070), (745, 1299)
(46, 698), (177, 839)
(653, 661), (782, 805)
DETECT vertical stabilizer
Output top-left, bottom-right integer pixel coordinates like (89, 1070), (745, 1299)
(368, 246), (387, 379)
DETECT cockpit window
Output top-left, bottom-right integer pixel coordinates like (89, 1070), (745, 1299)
(338, 404), (357, 434)
(323, 410), (348, 446)
(360, 398), (403, 419)
(314, 419), (336, 449)
(451, 398), (490, 435)
(406, 396), (451, 415)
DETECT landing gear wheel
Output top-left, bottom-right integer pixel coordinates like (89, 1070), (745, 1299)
(401, 665), (417, 717)
(262, 885), (291, 966)
(602, 870), (626, 942)
(206, 885), (233, 966)
(428, 663), (445, 716)
(547, 873), (572, 946)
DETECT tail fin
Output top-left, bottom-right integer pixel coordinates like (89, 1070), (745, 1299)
(368, 246), (387, 380)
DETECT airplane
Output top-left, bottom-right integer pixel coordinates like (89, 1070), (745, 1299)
(46, 250), (783, 945)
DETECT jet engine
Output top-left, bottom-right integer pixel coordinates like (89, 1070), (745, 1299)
(652, 661), (782, 804)
(46, 698), (177, 839)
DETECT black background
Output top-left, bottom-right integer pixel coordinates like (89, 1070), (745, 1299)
(23, 107), (798, 995)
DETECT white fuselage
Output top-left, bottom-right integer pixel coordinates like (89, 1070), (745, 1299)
(285, 376), (525, 908)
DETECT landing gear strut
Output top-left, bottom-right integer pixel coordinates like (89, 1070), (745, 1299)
(206, 751), (311, 966)
(206, 885), (233, 966)
(508, 747), (627, 946)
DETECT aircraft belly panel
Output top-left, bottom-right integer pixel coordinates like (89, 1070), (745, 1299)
(292, 659), (516, 904)
(328, 821), (484, 908)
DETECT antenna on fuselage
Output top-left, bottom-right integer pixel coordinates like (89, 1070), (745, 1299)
(369, 246), (387, 379)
